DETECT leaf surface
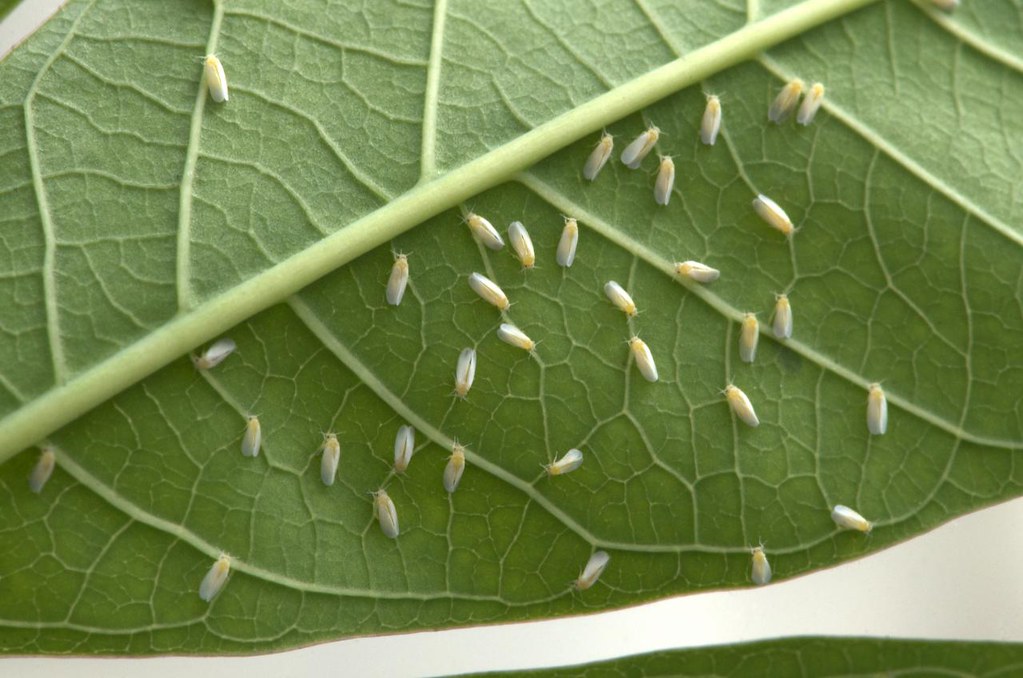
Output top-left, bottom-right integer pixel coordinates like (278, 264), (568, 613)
(0, 0), (1020, 654)
(497, 637), (1023, 677)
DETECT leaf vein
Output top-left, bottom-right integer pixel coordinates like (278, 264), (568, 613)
(222, 8), (430, 68)
(50, 445), (518, 604)
(910, 0), (1023, 76)
(758, 54), (1023, 248)
(290, 295), (753, 554)
(176, 0), (225, 312)
(230, 84), (396, 202)
(419, 0), (449, 179)
(517, 171), (1022, 450)
(23, 0), (98, 385)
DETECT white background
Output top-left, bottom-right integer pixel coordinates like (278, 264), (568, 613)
(2, 2), (1021, 676)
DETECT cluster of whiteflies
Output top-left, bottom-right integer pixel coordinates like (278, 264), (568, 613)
(26, 49), (939, 604)
(181, 333), (603, 597)
(572, 76), (892, 586)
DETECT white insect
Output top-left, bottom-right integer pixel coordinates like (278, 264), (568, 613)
(675, 260), (720, 283)
(773, 294), (792, 339)
(199, 553), (231, 602)
(320, 433), (341, 486)
(653, 155), (675, 206)
(768, 78), (804, 123)
(192, 338), (237, 370)
(507, 221), (535, 269)
(496, 323), (535, 352)
(468, 272), (510, 310)
(604, 281), (637, 318)
(444, 442), (467, 493)
(574, 550), (610, 591)
(751, 546), (772, 586)
(739, 313), (759, 363)
(701, 95), (722, 145)
(373, 489), (400, 538)
(546, 448), (584, 476)
(465, 212), (505, 250)
(29, 446), (56, 494)
(831, 504), (873, 533)
(393, 424), (415, 474)
(867, 383), (888, 435)
(796, 82), (826, 126)
(620, 125), (660, 169)
(725, 384), (759, 428)
(930, 0), (960, 11)
(454, 347), (477, 399)
(203, 54), (229, 103)
(629, 336), (658, 382)
(241, 415), (261, 458)
(752, 194), (795, 236)
(386, 253), (409, 306)
(556, 217), (579, 267)
(583, 132), (614, 181)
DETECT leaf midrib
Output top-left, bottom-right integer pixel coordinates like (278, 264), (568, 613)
(0, 0), (881, 467)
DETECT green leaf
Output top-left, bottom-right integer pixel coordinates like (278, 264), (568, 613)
(0, 0), (1020, 655)
(0, 1), (21, 22)
(491, 637), (1023, 677)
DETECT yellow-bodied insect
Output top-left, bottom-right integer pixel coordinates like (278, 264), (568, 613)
(546, 448), (584, 476)
(373, 489), (400, 538)
(604, 281), (637, 318)
(468, 272), (509, 310)
(773, 294), (792, 339)
(583, 132), (614, 181)
(199, 553), (231, 602)
(497, 323), (535, 352)
(454, 347), (477, 398)
(465, 212), (505, 250)
(557, 217), (579, 267)
(444, 442), (467, 493)
(386, 253), (409, 306)
(751, 546), (772, 586)
(507, 221), (535, 269)
(29, 446), (56, 494)
(725, 384), (759, 427)
(675, 260), (720, 283)
(867, 383), (888, 435)
(203, 54), (229, 103)
(574, 550), (610, 591)
(654, 155), (675, 206)
(620, 125), (660, 169)
(393, 425), (415, 474)
(320, 433), (341, 486)
(796, 82), (825, 126)
(192, 338), (237, 370)
(768, 78), (804, 123)
(752, 194), (795, 236)
(739, 313), (759, 363)
(241, 415), (261, 458)
(701, 95), (722, 145)
(629, 336), (658, 382)
(831, 504), (873, 533)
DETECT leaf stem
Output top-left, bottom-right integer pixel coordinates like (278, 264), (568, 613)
(0, 0), (880, 462)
